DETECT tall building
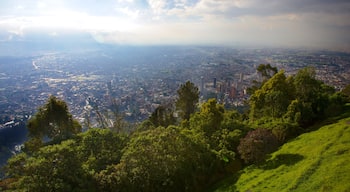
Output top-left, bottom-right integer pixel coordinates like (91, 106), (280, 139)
(107, 81), (112, 95)
(200, 76), (205, 94)
(239, 73), (244, 82)
(213, 77), (217, 88)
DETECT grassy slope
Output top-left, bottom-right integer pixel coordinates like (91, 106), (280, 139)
(214, 117), (350, 192)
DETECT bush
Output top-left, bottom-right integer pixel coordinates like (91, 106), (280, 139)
(237, 128), (279, 164)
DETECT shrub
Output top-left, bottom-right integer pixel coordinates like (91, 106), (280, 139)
(237, 128), (279, 164)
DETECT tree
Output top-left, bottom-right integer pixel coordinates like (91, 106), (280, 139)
(149, 105), (176, 128)
(77, 128), (128, 172)
(237, 128), (279, 164)
(5, 129), (128, 191)
(190, 98), (224, 136)
(249, 70), (292, 120)
(176, 81), (199, 121)
(293, 67), (321, 103)
(26, 96), (81, 148)
(291, 67), (336, 126)
(109, 98), (128, 133)
(96, 126), (212, 192)
(248, 64), (278, 94)
(189, 99), (246, 167)
(257, 64), (278, 80)
(6, 140), (91, 191)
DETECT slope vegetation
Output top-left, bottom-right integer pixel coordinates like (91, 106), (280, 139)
(214, 116), (350, 192)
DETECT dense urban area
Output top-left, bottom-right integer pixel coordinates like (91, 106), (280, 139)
(1, 47), (349, 129)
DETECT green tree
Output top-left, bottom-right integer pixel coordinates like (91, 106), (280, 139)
(6, 140), (91, 191)
(249, 70), (292, 120)
(96, 126), (212, 192)
(257, 64), (278, 81)
(176, 81), (199, 121)
(5, 128), (127, 191)
(248, 64), (278, 94)
(290, 67), (336, 126)
(293, 67), (321, 103)
(77, 128), (128, 173)
(26, 96), (81, 147)
(189, 99), (246, 167)
(190, 98), (224, 136)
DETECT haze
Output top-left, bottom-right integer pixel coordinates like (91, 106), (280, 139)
(0, 0), (349, 50)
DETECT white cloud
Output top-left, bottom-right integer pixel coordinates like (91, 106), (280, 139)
(0, 0), (349, 49)
(147, 0), (167, 20)
(116, 7), (140, 19)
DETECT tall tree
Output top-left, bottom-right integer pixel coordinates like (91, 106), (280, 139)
(190, 98), (224, 135)
(257, 64), (278, 81)
(248, 64), (278, 94)
(293, 67), (321, 103)
(176, 81), (199, 121)
(291, 67), (335, 125)
(249, 70), (292, 120)
(26, 96), (81, 147)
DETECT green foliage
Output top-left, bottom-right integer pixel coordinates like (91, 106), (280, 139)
(136, 119), (156, 132)
(290, 67), (336, 125)
(96, 126), (212, 192)
(26, 96), (81, 147)
(325, 92), (347, 117)
(214, 116), (350, 192)
(237, 128), (279, 164)
(5, 128), (127, 191)
(257, 64), (278, 81)
(190, 99), (225, 135)
(189, 99), (247, 167)
(76, 128), (128, 173)
(250, 67), (345, 128)
(249, 70), (292, 120)
(247, 64), (278, 94)
(176, 81), (200, 121)
(6, 140), (89, 191)
(342, 84), (350, 101)
(293, 67), (320, 102)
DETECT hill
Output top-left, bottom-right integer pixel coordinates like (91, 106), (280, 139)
(213, 116), (350, 192)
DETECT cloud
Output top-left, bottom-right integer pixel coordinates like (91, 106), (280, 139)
(0, 0), (349, 50)
(116, 7), (140, 19)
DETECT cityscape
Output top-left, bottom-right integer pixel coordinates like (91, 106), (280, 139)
(1, 46), (350, 131)
(1, 0), (350, 189)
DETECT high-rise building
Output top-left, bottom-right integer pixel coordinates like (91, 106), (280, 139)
(200, 76), (205, 93)
(107, 81), (112, 95)
(239, 73), (244, 82)
(213, 77), (217, 88)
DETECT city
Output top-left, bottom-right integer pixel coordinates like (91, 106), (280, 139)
(1, 47), (350, 130)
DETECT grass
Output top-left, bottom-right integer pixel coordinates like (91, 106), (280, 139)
(213, 116), (350, 192)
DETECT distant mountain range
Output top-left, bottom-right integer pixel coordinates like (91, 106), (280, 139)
(0, 31), (103, 56)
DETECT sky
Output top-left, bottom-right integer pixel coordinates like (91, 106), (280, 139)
(0, 0), (350, 50)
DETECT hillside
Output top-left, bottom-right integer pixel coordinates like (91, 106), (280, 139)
(214, 116), (350, 192)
